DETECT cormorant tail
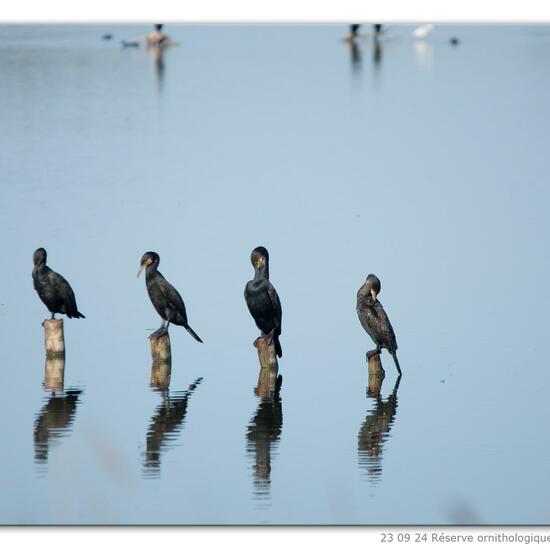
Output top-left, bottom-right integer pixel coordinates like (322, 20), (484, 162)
(68, 311), (85, 319)
(184, 324), (203, 343)
(275, 334), (282, 358)
(390, 351), (402, 376)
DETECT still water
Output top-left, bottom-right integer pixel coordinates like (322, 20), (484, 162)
(1, 24), (550, 525)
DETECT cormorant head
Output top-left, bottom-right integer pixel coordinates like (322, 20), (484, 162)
(365, 273), (381, 302)
(251, 246), (269, 270)
(155, 24), (163, 32)
(138, 251), (159, 277)
(33, 248), (47, 266)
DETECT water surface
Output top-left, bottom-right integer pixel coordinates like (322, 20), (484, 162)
(1, 24), (550, 524)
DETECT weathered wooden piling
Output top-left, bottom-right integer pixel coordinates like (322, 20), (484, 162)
(150, 362), (172, 391)
(367, 352), (385, 397)
(44, 356), (65, 392)
(43, 318), (65, 357)
(254, 335), (278, 370)
(255, 365), (280, 401)
(150, 331), (171, 364)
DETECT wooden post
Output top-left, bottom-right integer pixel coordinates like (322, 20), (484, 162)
(255, 365), (280, 401)
(367, 352), (385, 397)
(44, 356), (65, 392)
(150, 331), (171, 364)
(254, 335), (278, 370)
(43, 318), (65, 358)
(150, 362), (172, 391)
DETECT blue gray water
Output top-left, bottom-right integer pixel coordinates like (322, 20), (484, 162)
(1, 24), (550, 524)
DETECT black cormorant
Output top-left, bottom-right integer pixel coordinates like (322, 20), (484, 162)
(138, 251), (203, 342)
(345, 24), (361, 42)
(244, 247), (283, 358)
(32, 248), (85, 320)
(357, 274), (401, 375)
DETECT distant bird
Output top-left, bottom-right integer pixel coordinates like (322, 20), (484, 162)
(102, 33), (113, 41)
(345, 24), (361, 42)
(244, 247), (283, 358)
(121, 40), (140, 48)
(146, 24), (170, 47)
(357, 274), (401, 375)
(412, 23), (434, 39)
(450, 36), (460, 46)
(32, 248), (85, 320)
(138, 251), (202, 342)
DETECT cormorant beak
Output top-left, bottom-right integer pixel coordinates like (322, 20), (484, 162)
(370, 288), (378, 301)
(137, 263), (146, 278)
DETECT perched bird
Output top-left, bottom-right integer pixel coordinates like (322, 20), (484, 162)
(357, 274), (401, 375)
(32, 248), (85, 320)
(138, 251), (202, 342)
(145, 24), (170, 47)
(345, 24), (361, 43)
(244, 247), (283, 358)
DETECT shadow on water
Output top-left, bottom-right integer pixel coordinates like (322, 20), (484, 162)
(357, 375), (401, 483)
(246, 366), (283, 507)
(143, 375), (203, 479)
(34, 356), (83, 473)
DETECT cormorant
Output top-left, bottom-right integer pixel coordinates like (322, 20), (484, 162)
(138, 252), (203, 342)
(345, 24), (361, 42)
(32, 248), (85, 320)
(146, 24), (169, 47)
(357, 274), (401, 375)
(244, 247), (283, 358)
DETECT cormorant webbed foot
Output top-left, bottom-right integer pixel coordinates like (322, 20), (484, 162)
(149, 326), (169, 340)
(366, 349), (380, 360)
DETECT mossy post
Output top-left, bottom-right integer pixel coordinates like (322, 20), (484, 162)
(150, 331), (171, 365)
(367, 352), (385, 397)
(43, 318), (65, 358)
(254, 335), (278, 370)
(44, 356), (65, 392)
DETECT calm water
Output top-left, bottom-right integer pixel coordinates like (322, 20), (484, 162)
(1, 24), (550, 525)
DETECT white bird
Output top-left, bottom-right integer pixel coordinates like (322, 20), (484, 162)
(412, 24), (434, 39)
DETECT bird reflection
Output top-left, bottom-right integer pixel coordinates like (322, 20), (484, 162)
(149, 44), (166, 93)
(143, 377), (202, 478)
(34, 386), (83, 469)
(349, 41), (362, 72)
(358, 375), (401, 482)
(373, 36), (382, 67)
(246, 367), (283, 504)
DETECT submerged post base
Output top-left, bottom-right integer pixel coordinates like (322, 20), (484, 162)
(44, 356), (65, 392)
(43, 318), (65, 358)
(367, 352), (385, 397)
(150, 362), (172, 391)
(150, 330), (171, 364)
(254, 335), (278, 370)
(255, 365), (280, 401)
